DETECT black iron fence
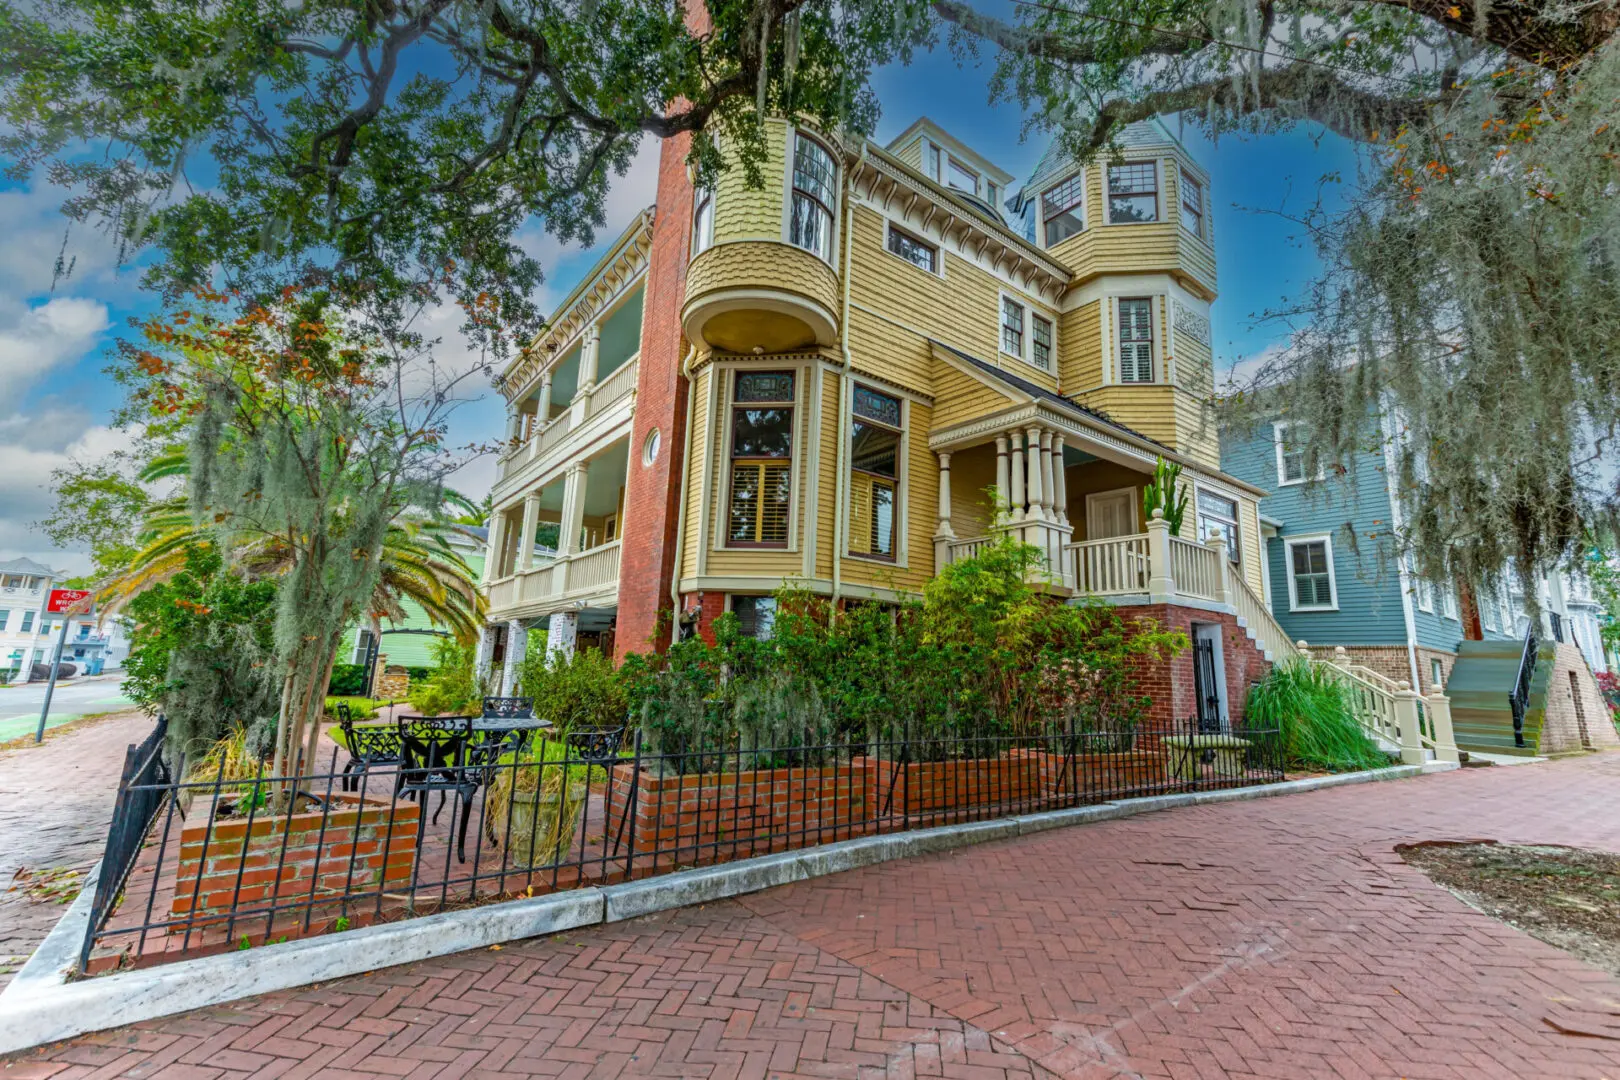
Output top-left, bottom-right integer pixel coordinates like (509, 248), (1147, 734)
(78, 714), (1284, 974)
(80, 715), (170, 972)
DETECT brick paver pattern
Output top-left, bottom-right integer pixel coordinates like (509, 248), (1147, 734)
(10, 753), (1620, 1078)
(0, 711), (152, 987)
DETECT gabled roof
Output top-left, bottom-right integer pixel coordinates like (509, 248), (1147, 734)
(931, 340), (1160, 446)
(0, 557), (55, 577)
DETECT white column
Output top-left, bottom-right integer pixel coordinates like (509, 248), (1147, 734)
(579, 325), (602, 393)
(536, 375), (554, 428)
(517, 493), (541, 571)
(1205, 534), (1229, 605)
(560, 460), (590, 556)
(1008, 431), (1026, 523)
(1037, 428), (1055, 519)
(483, 511), (508, 583)
(1024, 425), (1045, 522)
(1052, 434), (1069, 525)
(994, 436), (1011, 522)
(546, 611), (579, 659)
(1394, 682), (1426, 766)
(475, 623), (499, 685)
(501, 619), (527, 695)
(1426, 680), (1460, 764)
(1146, 508), (1175, 603)
(505, 410), (522, 444)
(933, 451), (955, 569)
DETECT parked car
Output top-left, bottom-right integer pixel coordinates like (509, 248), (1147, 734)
(30, 661), (76, 681)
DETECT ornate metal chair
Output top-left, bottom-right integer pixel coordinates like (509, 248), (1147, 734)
(395, 715), (479, 863)
(481, 696), (534, 720)
(564, 726), (630, 856)
(337, 702), (403, 792)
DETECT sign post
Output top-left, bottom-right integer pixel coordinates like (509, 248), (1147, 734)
(36, 588), (93, 744)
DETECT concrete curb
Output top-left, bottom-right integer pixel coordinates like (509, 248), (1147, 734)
(0, 762), (1446, 1055)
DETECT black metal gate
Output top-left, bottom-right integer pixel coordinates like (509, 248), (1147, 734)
(1193, 635), (1223, 733)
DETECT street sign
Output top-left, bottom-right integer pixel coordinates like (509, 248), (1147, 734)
(37, 589), (94, 741)
(46, 588), (93, 615)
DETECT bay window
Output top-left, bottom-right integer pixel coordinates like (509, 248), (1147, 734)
(727, 372), (795, 547)
(789, 134), (836, 262)
(1041, 173), (1085, 246)
(1107, 162), (1159, 223)
(849, 386), (901, 560)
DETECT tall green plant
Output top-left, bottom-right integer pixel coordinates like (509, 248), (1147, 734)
(1244, 660), (1389, 772)
(1142, 458), (1188, 536)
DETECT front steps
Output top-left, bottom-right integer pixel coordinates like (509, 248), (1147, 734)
(1446, 638), (1554, 756)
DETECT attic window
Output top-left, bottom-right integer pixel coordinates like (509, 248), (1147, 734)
(1041, 173), (1085, 247)
(1107, 162), (1159, 223)
(946, 157), (979, 195)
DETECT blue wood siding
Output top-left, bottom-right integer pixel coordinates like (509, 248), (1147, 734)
(1222, 422), (1411, 646)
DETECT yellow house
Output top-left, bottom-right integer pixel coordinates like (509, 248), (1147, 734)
(479, 115), (1286, 727)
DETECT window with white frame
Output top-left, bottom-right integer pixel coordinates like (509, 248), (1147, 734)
(1107, 162), (1158, 223)
(1443, 586), (1459, 620)
(849, 386), (902, 560)
(1041, 173), (1085, 247)
(1116, 298), (1154, 383)
(1031, 314), (1053, 371)
(692, 186), (715, 256)
(730, 595), (777, 639)
(1416, 574), (1435, 613)
(727, 371), (795, 547)
(1196, 490), (1241, 565)
(1180, 169), (1204, 237)
(1286, 537), (1337, 610)
(1000, 296), (1025, 357)
(789, 133), (836, 262)
(885, 224), (937, 273)
(1274, 421), (1316, 485)
(946, 156), (979, 195)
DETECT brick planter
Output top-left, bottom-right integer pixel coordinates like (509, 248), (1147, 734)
(862, 753), (1046, 816)
(1004, 747), (1170, 798)
(172, 792), (419, 926)
(606, 764), (870, 862)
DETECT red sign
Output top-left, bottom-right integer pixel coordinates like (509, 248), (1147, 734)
(46, 588), (93, 615)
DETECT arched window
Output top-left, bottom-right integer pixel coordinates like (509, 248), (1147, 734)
(789, 133), (836, 261)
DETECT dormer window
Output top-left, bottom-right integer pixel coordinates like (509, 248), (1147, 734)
(1107, 162), (1159, 223)
(946, 157), (979, 195)
(789, 133), (836, 262)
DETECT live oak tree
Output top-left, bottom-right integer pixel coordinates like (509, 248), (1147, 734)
(932, 0), (1620, 615)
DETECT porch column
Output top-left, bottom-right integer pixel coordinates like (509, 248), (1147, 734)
(501, 619), (527, 695)
(1008, 431), (1026, 522)
(504, 409), (522, 444)
(546, 611), (579, 659)
(579, 324), (602, 394)
(475, 623), (499, 683)
(483, 510), (508, 583)
(536, 375), (554, 428)
(1037, 428), (1055, 520)
(559, 460), (590, 556)
(1393, 682), (1426, 766)
(1024, 425), (1045, 523)
(994, 436), (1011, 520)
(517, 492), (542, 571)
(1205, 535), (1229, 605)
(1146, 508), (1176, 603)
(933, 451), (955, 568)
(1051, 434), (1069, 525)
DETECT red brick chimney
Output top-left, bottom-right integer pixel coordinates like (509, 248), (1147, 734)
(614, 3), (710, 661)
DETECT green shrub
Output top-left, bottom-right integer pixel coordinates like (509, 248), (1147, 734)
(326, 663), (368, 696)
(324, 696), (377, 723)
(1244, 660), (1390, 772)
(410, 637), (487, 716)
(513, 645), (626, 735)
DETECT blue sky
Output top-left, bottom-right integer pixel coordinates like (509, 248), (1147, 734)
(0, 32), (1358, 574)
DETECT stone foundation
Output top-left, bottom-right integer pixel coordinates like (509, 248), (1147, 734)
(1541, 640), (1620, 755)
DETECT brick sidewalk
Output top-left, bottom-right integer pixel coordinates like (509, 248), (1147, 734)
(9, 753), (1620, 1078)
(0, 711), (154, 987)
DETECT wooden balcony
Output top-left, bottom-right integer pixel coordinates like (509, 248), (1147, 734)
(485, 540), (622, 621)
(496, 357), (638, 488)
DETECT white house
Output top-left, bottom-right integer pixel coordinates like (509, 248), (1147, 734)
(0, 557), (129, 680)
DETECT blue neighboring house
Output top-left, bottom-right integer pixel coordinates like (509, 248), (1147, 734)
(1219, 413), (1520, 697)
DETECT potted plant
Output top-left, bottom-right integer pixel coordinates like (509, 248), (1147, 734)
(485, 738), (590, 870)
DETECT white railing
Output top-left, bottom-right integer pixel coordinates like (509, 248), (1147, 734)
(517, 562), (559, 604)
(1066, 536), (1150, 595)
(1168, 536), (1222, 600)
(588, 356), (638, 419)
(1228, 574), (1301, 665)
(945, 535), (995, 564)
(532, 412), (574, 458)
(569, 541), (621, 592)
(1305, 646), (1458, 764)
(488, 576), (519, 610)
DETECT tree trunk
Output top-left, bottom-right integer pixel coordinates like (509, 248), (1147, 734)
(300, 635), (342, 785)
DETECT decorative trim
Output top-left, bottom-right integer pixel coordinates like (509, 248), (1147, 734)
(1171, 299), (1211, 346)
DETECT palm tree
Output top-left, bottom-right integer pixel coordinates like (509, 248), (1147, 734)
(99, 452), (485, 643)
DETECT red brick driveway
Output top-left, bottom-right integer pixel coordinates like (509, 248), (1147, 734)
(9, 754), (1620, 1079)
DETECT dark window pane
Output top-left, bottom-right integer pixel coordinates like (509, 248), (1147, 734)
(886, 228), (936, 272)
(732, 407), (793, 457)
(853, 386), (901, 426)
(736, 371), (794, 403)
(852, 421), (899, 479)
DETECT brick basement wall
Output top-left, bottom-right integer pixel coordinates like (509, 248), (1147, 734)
(1125, 605), (1272, 731)
(1541, 639), (1620, 755)
(1327, 645), (1458, 697)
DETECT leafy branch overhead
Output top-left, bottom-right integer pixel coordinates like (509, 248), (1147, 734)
(0, 0), (933, 353)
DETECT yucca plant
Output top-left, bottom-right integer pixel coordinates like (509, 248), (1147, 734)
(1245, 660), (1390, 772)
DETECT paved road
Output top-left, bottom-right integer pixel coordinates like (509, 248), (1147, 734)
(9, 753), (1620, 1078)
(0, 676), (136, 742)
(0, 710), (151, 986)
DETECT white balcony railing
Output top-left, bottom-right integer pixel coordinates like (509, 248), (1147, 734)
(1067, 535), (1150, 595)
(588, 356), (639, 419)
(1168, 536), (1223, 601)
(485, 541), (622, 617)
(569, 540), (621, 592)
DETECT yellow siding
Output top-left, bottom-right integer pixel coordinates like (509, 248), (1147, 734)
(930, 363), (1018, 430)
(713, 121), (788, 242)
(1173, 390), (1220, 467)
(1174, 330), (1214, 400)
(1046, 162), (1181, 283)
(1058, 300), (1102, 390)
(1077, 385), (1181, 448)
(680, 367), (712, 579)
(891, 137), (924, 171)
(815, 370), (840, 579)
(947, 442), (999, 542)
(845, 205), (1058, 397)
(685, 240), (841, 316)
(1238, 495), (1264, 596)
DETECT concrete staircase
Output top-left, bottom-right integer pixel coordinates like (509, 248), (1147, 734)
(1446, 638), (1555, 756)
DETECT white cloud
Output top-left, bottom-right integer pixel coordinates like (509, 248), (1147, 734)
(0, 296), (111, 399)
(0, 184), (126, 299)
(0, 420), (124, 575)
